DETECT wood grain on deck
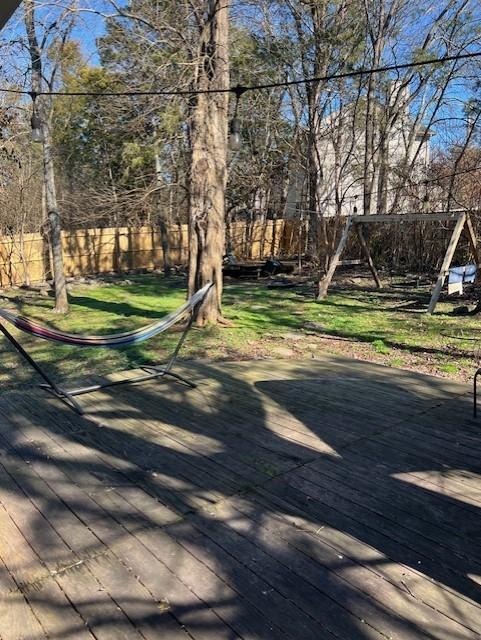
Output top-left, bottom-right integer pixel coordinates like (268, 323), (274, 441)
(0, 356), (479, 639)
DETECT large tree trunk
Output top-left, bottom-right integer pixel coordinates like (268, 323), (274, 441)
(24, 0), (68, 313)
(188, 0), (229, 325)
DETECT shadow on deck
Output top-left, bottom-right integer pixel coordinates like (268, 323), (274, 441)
(0, 356), (480, 639)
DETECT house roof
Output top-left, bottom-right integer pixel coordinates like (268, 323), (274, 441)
(0, 1), (22, 31)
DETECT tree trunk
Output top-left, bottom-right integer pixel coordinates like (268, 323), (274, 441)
(188, 0), (229, 325)
(154, 143), (171, 275)
(300, 2), (329, 274)
(42, 129), (68, 312)
(24, 0), (68, 313)
(107, 161), (122, 273)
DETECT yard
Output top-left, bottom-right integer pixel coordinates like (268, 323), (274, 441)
(0, 272), (479, 389)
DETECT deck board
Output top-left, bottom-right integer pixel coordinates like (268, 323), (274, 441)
(192, 499), (475, 640)
(0, 356), (480, 639)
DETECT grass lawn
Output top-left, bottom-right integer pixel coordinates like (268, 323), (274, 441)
(0, 272), (479, 390)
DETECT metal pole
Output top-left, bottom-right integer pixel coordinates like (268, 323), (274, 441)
(474, 369), (480, 418)
(0, 322), (60, 391)
(0, 322), (84, 415)
(0, 284), (212, 414)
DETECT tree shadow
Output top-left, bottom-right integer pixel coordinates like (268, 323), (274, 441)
(0, 356), (479, 638)
(67, 295), (174, 320)
(255, 366), (481, 600)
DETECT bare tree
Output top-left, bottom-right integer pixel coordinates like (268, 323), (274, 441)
(23, 0), (75, 312)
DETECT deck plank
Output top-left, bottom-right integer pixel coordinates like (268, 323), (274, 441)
(228, 491), (481, 635)
(260, 474), (481, 604)
(0, 588), (47, 640)
(198, 497), (479, 639)
(0, 356), (480, 639)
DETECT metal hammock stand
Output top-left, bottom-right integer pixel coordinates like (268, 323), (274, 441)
(0, 282), (213, 415)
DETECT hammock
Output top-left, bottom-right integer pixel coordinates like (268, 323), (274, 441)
(0, 282), (211, 348)
(0, 282), (213, 415)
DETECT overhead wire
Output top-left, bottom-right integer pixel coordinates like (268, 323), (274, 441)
(0, 49), (479, 98)
(2, 43), (479, 217)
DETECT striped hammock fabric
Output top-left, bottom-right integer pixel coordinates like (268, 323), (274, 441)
(0, 282), (212, 348)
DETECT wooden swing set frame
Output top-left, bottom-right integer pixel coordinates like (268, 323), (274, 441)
(318, 210), (480, 314)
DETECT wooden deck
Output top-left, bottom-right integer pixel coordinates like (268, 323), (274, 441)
(0, 355), (480, 639)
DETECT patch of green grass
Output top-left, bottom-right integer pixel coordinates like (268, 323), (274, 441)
(438, 363), (459, 374)
(389, 357), (404, 368)
(0, 273), (476, 389)
(371, 339), (391, 355)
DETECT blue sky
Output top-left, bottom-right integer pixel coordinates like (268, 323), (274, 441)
(3, 1), (106, 64)
(73, 13), (104, 65)
(2, 0), (479, 151)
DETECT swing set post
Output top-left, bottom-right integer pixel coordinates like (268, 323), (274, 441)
(319, 210), (474, 314)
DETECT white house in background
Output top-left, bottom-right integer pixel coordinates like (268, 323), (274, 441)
(285, 89), (433, 218)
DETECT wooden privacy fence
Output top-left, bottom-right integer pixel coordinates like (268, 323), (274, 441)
(0, 220), (302, 287)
